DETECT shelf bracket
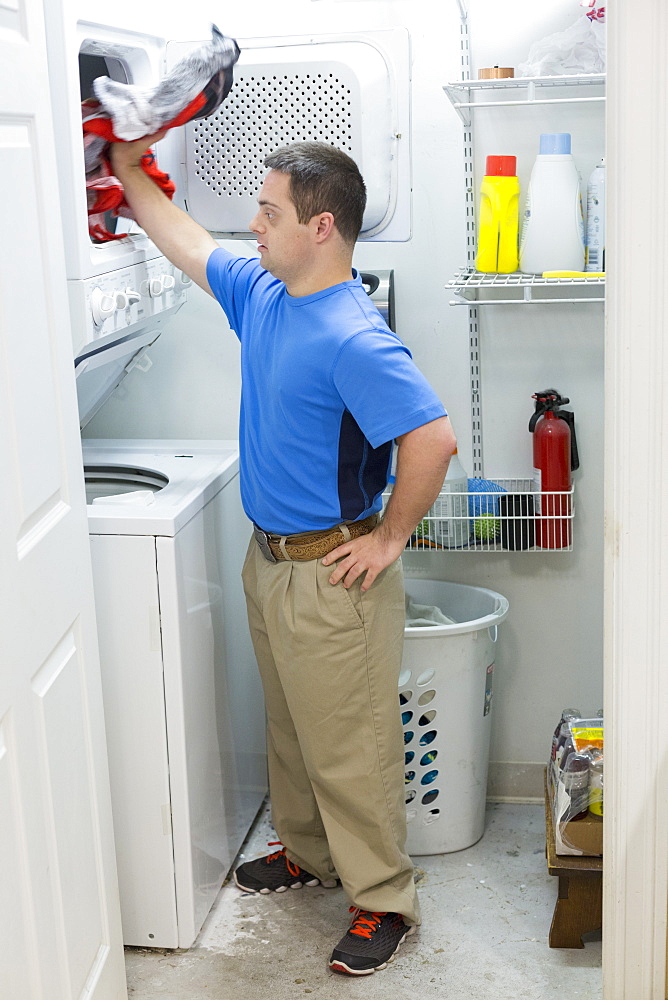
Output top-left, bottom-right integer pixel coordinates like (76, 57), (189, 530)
(456, 8), (482, 477)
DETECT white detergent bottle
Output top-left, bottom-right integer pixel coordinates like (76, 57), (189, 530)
(519, 133), (585, 274)
(429, 448), (470, 549)
(585, 157), (606, 272)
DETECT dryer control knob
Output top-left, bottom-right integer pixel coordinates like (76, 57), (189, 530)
(91, 287), (116, 326)
(149, 276), (165, 297)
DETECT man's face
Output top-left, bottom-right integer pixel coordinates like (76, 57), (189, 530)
(248, 170), (314, 285)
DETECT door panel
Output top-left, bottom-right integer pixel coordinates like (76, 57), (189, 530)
(0, 1), (127, 997)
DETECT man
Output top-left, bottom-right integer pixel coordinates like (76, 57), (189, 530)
(110, 135), (456, 976)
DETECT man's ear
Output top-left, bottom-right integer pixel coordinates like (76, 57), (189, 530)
(313, 212), (336, 242)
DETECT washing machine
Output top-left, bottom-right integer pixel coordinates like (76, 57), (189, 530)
(82, 438), (267, 949)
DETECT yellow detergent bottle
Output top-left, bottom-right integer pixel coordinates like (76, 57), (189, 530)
(475, 155), (520, 273)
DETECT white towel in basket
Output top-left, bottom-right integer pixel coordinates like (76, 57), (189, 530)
(405, 596), (456, 628)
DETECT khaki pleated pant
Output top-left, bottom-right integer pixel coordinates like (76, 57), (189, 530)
(241, 536), (420, 926)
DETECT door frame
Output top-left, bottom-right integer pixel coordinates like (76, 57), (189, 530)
(603, 2), (668, 997)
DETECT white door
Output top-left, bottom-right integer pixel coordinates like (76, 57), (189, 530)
(0, 1), (127, 997)
(604, 1), (668, 997)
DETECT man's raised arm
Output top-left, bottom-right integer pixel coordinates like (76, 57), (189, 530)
(110, 133), (218, 295)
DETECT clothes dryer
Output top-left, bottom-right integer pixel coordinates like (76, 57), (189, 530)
(82, 439), (267, 948)
(44, 6), (192, 363)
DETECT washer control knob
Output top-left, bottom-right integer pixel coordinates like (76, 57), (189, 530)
(178, 271), (193, 287)
(162, 274), (175, 291)
(124, 287), (141, 304)
(149, 276), (165, 297)
(114, 290), (130, 311)
(90, 287), (116, 327)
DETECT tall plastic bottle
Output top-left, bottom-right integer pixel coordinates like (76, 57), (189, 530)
(475, 155), (520, 273)
(585, 157), (605, 272)
(429, 448), (469, 549)
(519, 133), (585, 274)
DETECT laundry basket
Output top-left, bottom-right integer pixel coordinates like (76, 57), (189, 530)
(401, 579), (509, 855)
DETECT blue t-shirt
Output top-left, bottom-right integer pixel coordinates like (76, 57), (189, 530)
(206, 248), (447, 534)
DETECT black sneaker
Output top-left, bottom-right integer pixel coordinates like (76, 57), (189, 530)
(329, 908), (415, 975)
(234, 843), (338, 894)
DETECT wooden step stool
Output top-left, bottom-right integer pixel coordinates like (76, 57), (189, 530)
(544, 773), (603, 948)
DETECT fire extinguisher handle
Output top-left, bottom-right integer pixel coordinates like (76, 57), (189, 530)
(528, 397), (549, 432)
(559, 410), (580, 472)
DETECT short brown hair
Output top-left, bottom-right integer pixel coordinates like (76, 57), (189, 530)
(264, 142), (366, 245)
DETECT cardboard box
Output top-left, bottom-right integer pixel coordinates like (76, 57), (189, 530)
(548, 762), (603, 857)
(554, 809), (603, 856)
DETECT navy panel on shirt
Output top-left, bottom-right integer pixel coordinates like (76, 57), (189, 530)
(338, 411), (392, 521)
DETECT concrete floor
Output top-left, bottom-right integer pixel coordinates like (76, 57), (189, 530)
(125, 802), (602, 1000)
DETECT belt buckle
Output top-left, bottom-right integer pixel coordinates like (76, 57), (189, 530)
(254, 525), (278, 563)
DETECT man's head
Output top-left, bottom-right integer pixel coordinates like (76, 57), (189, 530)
(263, 142), (367, 246)
(248, 143), (367, 292)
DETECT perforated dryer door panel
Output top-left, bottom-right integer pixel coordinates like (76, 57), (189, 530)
(165, 31), (410, 240)
(191, 63), (358, 207)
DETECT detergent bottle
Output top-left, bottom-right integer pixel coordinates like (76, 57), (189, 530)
(475, 155), (520, 273)
(429, 448), (469, 548)
(520, 133), (585, 274)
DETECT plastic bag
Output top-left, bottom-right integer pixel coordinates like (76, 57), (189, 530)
(518, 7), (606, 77)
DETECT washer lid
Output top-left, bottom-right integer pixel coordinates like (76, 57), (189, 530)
(74, 328), (160, 430)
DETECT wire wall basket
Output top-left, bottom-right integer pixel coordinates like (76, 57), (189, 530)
(383, 478), (575, 553)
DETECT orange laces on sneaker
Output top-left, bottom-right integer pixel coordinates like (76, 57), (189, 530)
(265, 842), (302, 877)
(347, 907), (388, 939)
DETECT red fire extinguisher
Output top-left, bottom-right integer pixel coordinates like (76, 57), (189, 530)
(529, 389), (579, 549)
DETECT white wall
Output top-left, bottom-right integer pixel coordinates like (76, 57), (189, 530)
(83, 0), (604, 798)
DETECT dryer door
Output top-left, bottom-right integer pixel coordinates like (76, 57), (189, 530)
(161, 28), (411, 241)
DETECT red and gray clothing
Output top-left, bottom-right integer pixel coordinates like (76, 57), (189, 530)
(84, 25), (239, 241)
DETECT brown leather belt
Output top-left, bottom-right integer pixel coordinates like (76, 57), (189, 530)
(253, 514), (379, 563)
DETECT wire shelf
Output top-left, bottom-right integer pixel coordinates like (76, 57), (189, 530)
(383, 479), (575, 553)
(448, 267), (605, 306)
(442, 74), (605, 123)
(444, 72), (605, 92)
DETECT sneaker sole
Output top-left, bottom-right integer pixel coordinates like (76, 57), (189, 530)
(233, 871), (336, 894)
(329, 924), (416, 976)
